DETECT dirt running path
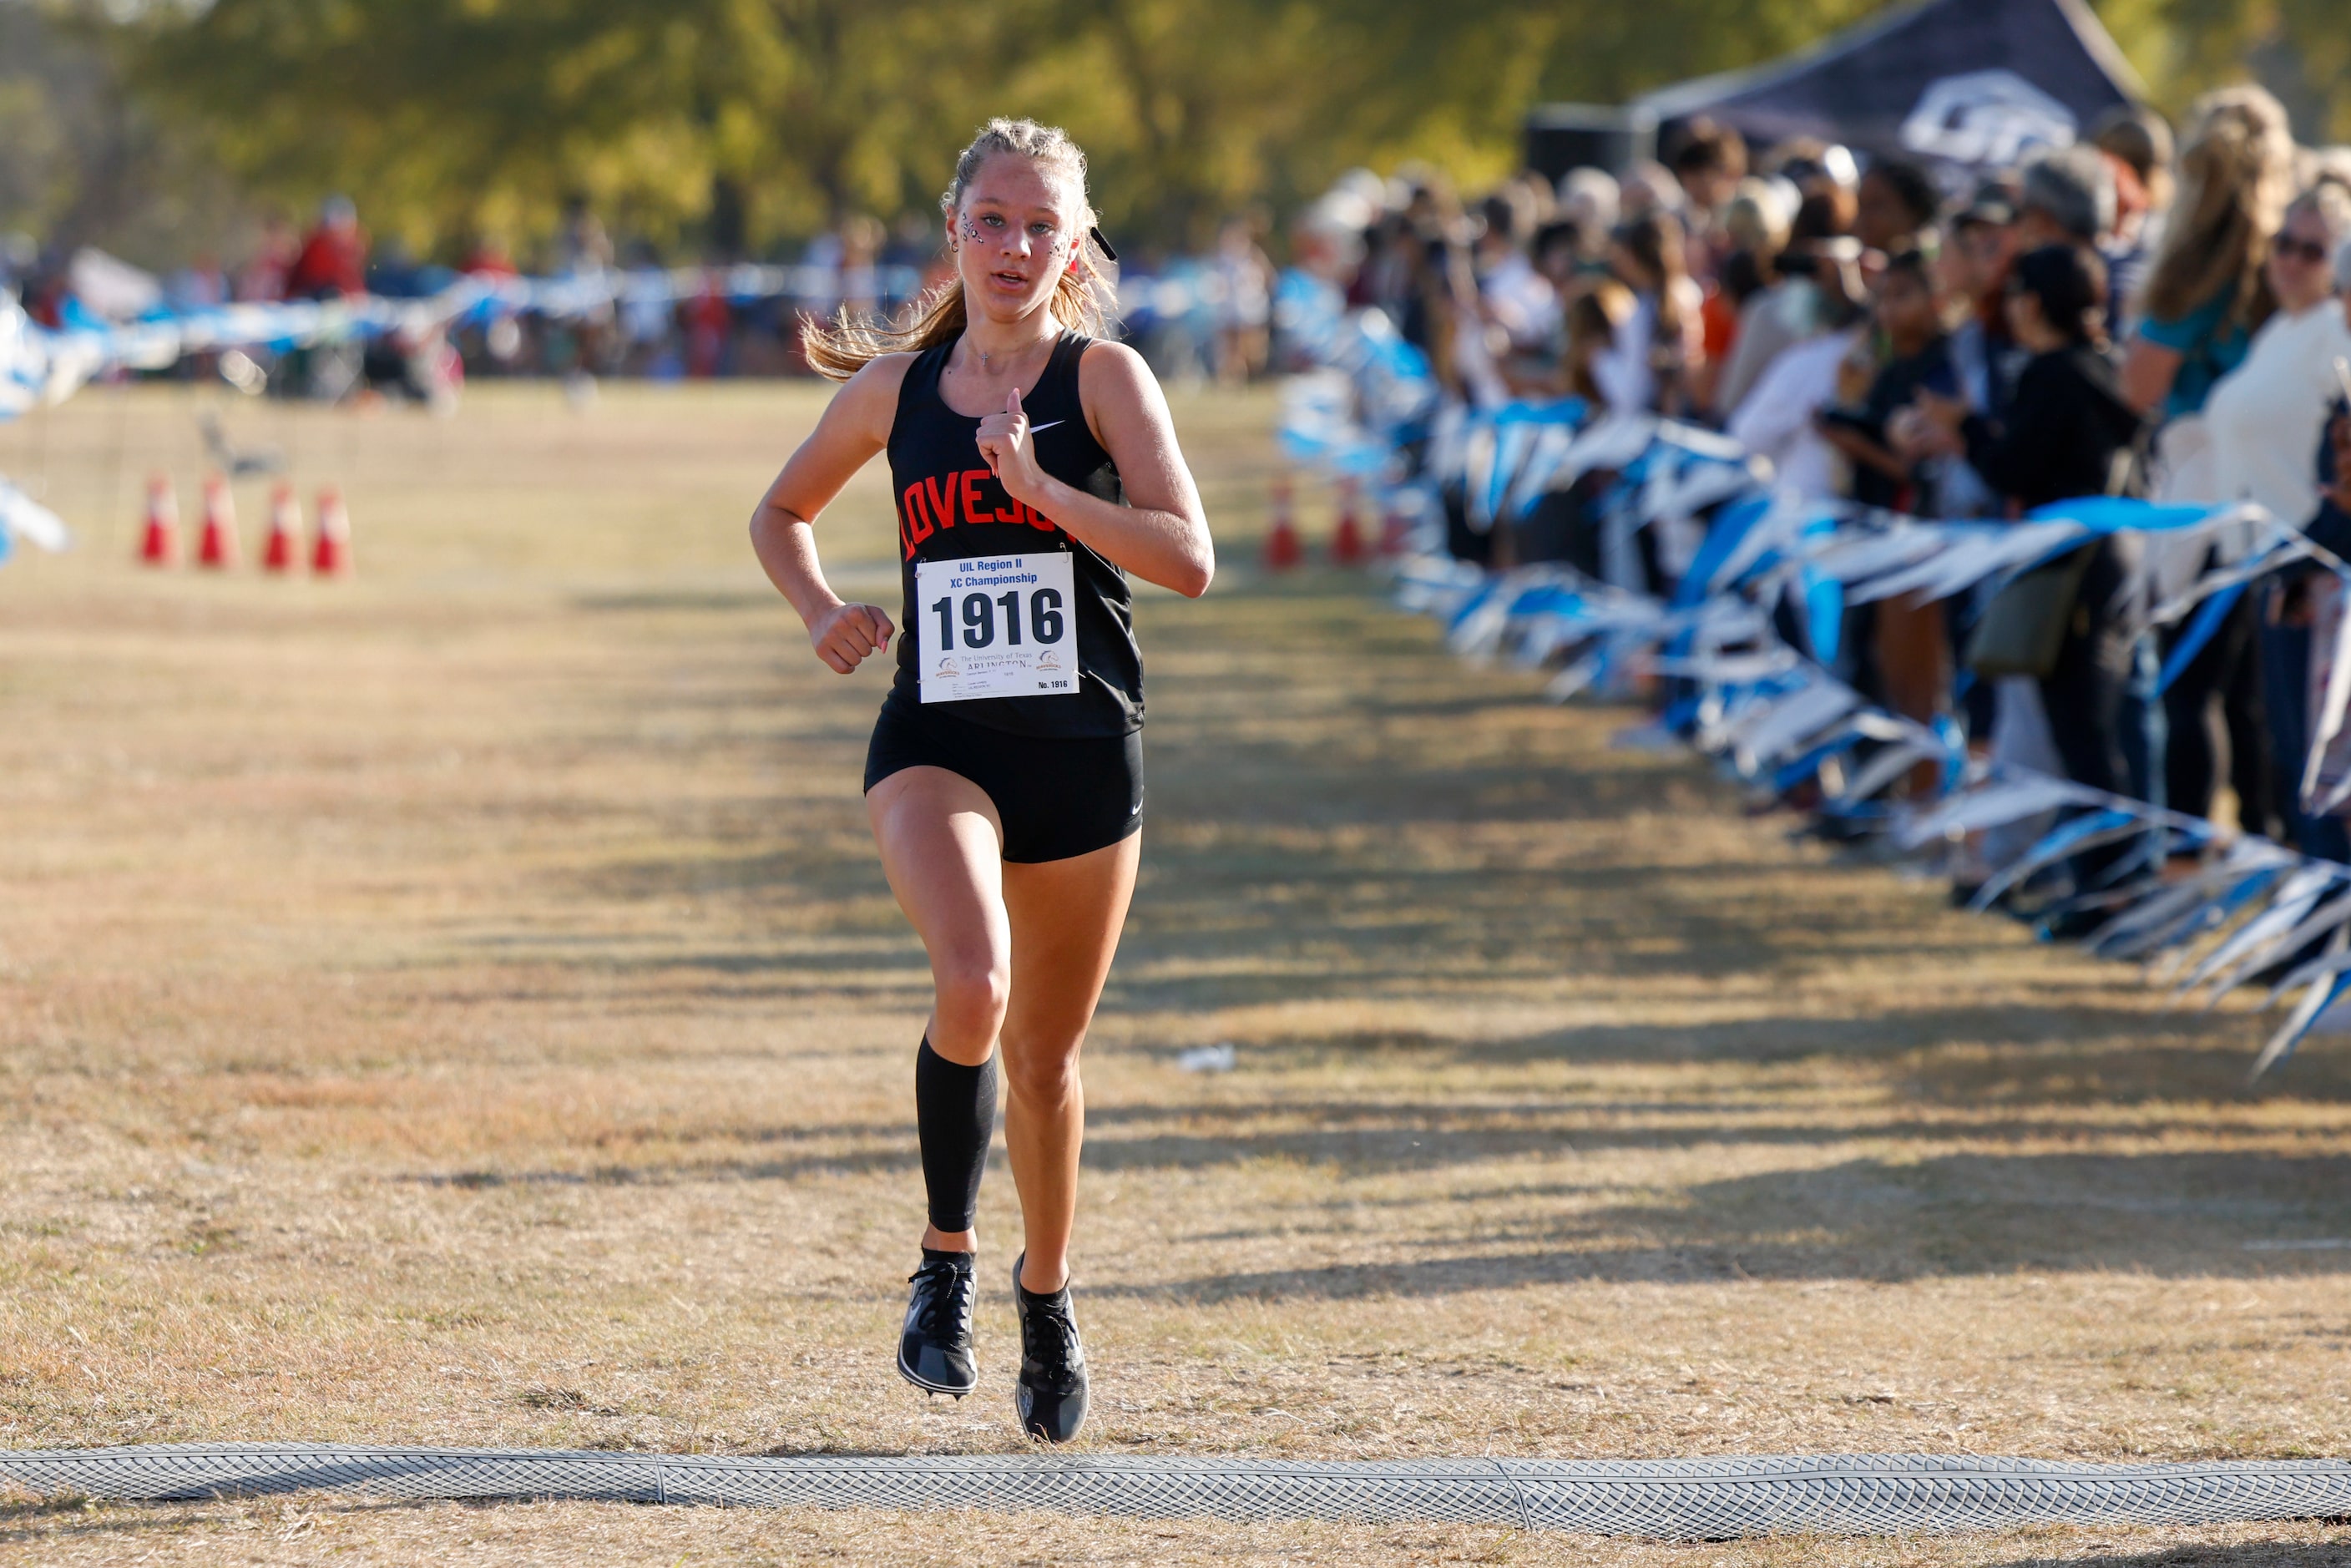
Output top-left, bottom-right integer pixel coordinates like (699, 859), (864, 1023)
(0, 385), (2345, 1565)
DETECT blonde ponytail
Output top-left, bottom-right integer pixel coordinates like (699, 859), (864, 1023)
(2139, 86), (2293, 329)
(802, 118), (1118, 382)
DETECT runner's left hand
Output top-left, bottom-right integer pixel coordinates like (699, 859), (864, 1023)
(976, 388), (1047, 504)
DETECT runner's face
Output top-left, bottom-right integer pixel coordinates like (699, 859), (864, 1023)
(950, 155), (1084, 324)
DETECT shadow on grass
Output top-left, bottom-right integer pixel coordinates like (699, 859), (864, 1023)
(475, 571), (2351, 1302)
(393, 1129), (2351, 1292)
(535, 570), (2292, 1070)
(3, 1499), (2341, 1557)
(1150, 1016), (2351, 1105)
(1156, 1006), (2251, 1072)
(1095, 1152), (2351, 1298)
(0, 1492), (99, 1523)
(1994, 1543), (2351, 1567)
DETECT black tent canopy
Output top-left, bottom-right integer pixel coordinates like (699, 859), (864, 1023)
(1627, 0), (2144, 164)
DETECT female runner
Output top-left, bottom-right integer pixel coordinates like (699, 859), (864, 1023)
(747, 119), (1212, 1443)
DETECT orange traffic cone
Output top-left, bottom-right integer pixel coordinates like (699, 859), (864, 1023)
(261, 483), (301, 572)
(195, 474), (239, 569)
(311, 485), (350, 575)
(1331, 476), (1367, 567)
(139, 475), (179, 566)
(1263, 475), (1302, 570)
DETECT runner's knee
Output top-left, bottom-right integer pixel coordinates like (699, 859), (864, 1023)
(931, 951), (1009, 1044)
(1001, 1039), (1082, 1107)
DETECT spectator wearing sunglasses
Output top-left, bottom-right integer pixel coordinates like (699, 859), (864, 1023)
(2205, 181), (2351, 530)
(2247, 220), (2351, 860)
(2184, 181), (2351, 843)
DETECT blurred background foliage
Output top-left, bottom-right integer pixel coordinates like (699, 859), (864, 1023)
(0, 0), (2347, 265)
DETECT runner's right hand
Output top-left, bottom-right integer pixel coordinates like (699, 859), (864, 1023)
(811, 602), (894, 673)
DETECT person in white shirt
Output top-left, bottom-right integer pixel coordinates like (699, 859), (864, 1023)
(2204, 181), (2351, 527)
(1475, 193), (1558, 352)
(2207, 186), (2351, 855)
(1727, 321), (1865, 502)
(1597, 214), (1706, 416)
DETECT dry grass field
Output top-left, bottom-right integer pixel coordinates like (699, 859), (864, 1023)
(0, 381), (2346, 1565)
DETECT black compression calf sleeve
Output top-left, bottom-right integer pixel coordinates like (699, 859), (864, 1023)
(915, 1037), (995, 1233)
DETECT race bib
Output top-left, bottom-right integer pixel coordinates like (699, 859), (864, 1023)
(916, 551), (1079, 703)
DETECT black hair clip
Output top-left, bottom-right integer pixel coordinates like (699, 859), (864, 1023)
(1089, 226), (1118, 262)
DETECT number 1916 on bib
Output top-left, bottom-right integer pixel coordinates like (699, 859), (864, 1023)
(915, 551), (1079, 703)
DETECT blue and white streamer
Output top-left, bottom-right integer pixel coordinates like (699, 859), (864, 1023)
(1277, 277), (2351, 1075)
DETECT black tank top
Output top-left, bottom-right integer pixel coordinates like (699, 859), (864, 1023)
(886, 332), (1144, 737)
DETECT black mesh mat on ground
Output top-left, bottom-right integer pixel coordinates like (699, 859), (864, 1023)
(3, 1446), (2348, 1536)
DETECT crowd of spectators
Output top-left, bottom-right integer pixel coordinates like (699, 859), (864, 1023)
(1287, 93), (2351, 897)
(3, 194), (962, 397)
(16, 103), (2351, 886)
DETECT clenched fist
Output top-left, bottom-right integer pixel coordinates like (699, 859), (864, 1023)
(810, 600), (894, 674)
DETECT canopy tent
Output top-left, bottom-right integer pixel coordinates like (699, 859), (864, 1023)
(1630, 0), (2144, 166)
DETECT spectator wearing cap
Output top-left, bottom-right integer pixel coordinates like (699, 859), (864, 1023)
(2015, 144), (2138, 353)
(2015, 146), (2116, 254)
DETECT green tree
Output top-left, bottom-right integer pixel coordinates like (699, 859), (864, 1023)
(2122, 0), (2351, 139)
(94, 0), (2351, 268)
(2, 2), (249, 265)
(116, 0), (1888, 255)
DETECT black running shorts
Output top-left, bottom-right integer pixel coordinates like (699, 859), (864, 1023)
(864, 695), (1144, 864)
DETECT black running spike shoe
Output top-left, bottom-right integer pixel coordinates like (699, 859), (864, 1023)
(897, 1248), (978, 1398)
(1012, 1253), (1088, 1443)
